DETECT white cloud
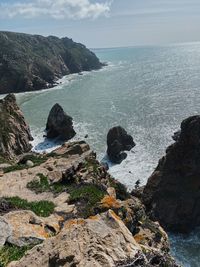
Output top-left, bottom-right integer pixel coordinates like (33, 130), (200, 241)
(0, 0), (113, 20)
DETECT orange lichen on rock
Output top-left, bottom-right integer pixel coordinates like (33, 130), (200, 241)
(109, 209), (121, 221)
(65, 219), (85, 228)
(100, 195), (121, 209)
(134, 234), (145, 244)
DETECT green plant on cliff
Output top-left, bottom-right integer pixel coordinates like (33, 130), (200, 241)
(4, 197), (55, 217)
(3, 155), (48, 173)
(68, 184), (106, 218)
(0, 244), (31, 267)
(27, 173), (50, 194)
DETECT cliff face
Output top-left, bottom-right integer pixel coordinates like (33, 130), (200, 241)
(0, 94), (33, 160)
(0, 31), (103, 94)
(143, 116), (200, 233)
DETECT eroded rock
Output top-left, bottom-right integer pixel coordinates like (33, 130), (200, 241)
(107, 126), (135, 164)
(8, 210), (178, 267)
(143, 115), (200, 233)
(46, 104), (76, 140)
(3, 211), (62, 247)
(0, 94), (33, 160)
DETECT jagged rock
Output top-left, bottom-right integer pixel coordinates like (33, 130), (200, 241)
(8, 210), (178, 267)
(0, 94), (33, 159)
(46, 104), (76, 140)
(107, 126), (135, 164)
(143, 115), (200, 233)
(3, 211), (62, 247)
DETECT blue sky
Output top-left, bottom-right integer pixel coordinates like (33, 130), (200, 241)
(0, 0), (200, 48)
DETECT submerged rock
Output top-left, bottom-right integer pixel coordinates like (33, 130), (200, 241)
(46, 103), (76, 140)
(0, 94), (33, 160)
(143, 115), (200, 233)
(107, 126), (135, 164)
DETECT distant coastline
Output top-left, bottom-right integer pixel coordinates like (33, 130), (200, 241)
(0, 31), (104, 95)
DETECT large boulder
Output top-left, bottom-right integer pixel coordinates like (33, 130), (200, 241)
(143, 115), (200, 233)
(8, 210), (178, 267)
(46, 104), (76, 140)
(107, 126), (135, 164)
(0, 94), (33, 160)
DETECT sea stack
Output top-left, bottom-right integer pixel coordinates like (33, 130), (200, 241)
(107, 126), (135, 164)
(143, 115), (200, 233)
(46, 104), (76, 141)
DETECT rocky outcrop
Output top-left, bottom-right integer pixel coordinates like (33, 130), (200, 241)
(143, 115), (200, 233)
(0, 139), (178, 266)
(2, 211), (62, 247)
(107, 126), (135, 164)
(46, 104), (76, 140)
(8, 210), (178, 267)
(0, 31), (103, 94)
(0, 94), (33, 160)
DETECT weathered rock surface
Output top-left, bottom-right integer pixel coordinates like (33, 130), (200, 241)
(0, 139), (178, 266)
(0, 31), (103, 94)
(3, 211), (62, 247)
(143, 115), (200, 233)
(8, 210), (178, 267)
(107, 126), (135, 164)
(0, 217), (12, 246)
(0, 94), (33, 159)
(46, 103), (76, 140)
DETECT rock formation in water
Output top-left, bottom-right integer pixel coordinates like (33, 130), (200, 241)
(107, 126), (135, 164)
(46, 103), (76, 140)
(0, 94), (33, 160)
(0, 31), (103, 94)
(143, 115), (200, 233)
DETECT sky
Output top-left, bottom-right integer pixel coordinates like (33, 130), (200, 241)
(0, 0), (200, 48)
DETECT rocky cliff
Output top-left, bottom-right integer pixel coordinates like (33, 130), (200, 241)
(143, 116), (200, 233)
(0, 31), (103, 94)
(0, 141), (178, 267)
(0, 94), (33, 160)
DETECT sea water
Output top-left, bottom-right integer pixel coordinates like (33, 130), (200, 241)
(16, 43), (200, 267)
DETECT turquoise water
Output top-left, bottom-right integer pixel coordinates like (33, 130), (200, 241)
(16, 43), (200, 267)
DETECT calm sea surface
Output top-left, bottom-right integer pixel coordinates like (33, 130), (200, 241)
(16, 43), (200, 267)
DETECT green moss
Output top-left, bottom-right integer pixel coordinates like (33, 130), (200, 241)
(4, 197), (55, 217)
(3, 164), (26, 173)
(0, 157), (9, 164)
(0, 244), (31, 267)
(27, 173), (50, 194)
(3, 155), (48, 173)
(69, 184), (106, 218)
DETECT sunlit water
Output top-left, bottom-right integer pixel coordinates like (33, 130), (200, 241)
(15, 43), (200, 267)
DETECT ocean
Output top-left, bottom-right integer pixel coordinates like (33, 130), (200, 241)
(16, 43), (200, 267)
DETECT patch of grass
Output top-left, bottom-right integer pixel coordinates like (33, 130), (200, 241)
(3, 164), (26, 173)
(0, 157), (9, 165)
(68, 184), (106, 218)
(0, 243), (31, 267)
(3, 155), (48, 173)
(4, 197), (55, 217)
(108, 178), (130, 200)
(27, 173), (50, 194)
(21, 155), (48, 166)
